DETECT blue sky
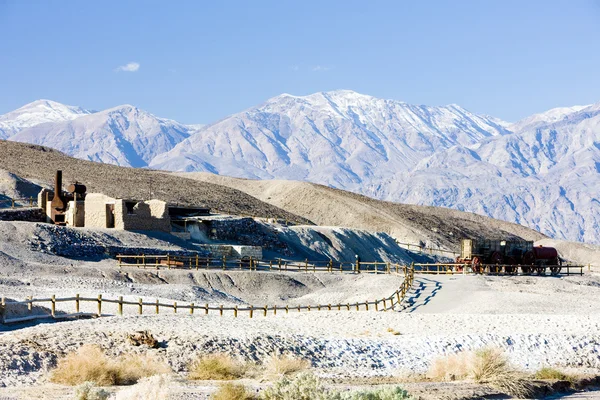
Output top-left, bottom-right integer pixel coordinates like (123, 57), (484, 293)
(1, 0), (599, 124)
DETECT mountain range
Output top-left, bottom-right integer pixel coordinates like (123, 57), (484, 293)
(1, 92), (598, 244)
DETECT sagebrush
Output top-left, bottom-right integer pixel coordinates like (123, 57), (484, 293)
(72, 381), (110, 400)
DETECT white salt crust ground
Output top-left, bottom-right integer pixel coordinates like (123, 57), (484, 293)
(1, 274), (599, 389)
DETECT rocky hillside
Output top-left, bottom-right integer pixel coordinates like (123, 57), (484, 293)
(0, 141), (305, 222)
(175, 172), (546, 250)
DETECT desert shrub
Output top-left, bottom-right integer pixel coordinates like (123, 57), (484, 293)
(426, 347), (533, 398)
(213, 383), (257, 400)
(339, 386), (412, 400)
(188, 353), (246, 380)
(72, 382), (110, 400)
(114, 374), (171, 400)
(264, 354), (310, 378)
(534, 367), (575, 382)
(51, 344), (171, 386)
(260, 372), (341, 400)
(113, 353), (171, 385)
(427, 352), (470, 381)
(52, 345), (117, 386)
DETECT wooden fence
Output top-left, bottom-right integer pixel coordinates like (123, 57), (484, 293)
(0, 266), (415, 324)
(116, 255), (586, 276)
(117, 254), (402, 274)
(414, 263), (586, 276)
(0, 197), (37, 209)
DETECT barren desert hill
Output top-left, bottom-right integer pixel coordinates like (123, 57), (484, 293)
(175, 172), (547, 249)
(0, 140), (306, 222)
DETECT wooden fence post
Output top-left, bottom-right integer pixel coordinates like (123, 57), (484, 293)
(205, 303), (209, 314)
(138, 298), (143, 315)
(234, 306), (238, 317)
(190, 303), (195, 315)
(273, 306), (277, 315)
(118, 296), (123, 315)
(174, 302), (177, 313)
(249, 305), (253, 318)
(263, 305), (267, 317)
(97, 295), (102, 317)
(383, 298), (387, 311)
(75, 294), (80, 313)
(27, 296), (32, 313)
(285, 305), (289, 314)
(375, 300), (379, 311)
(220, 305), (223, 316)
(155, 299), (159, 314)
(365, 301), (369, 311)
(51, 295), (56, 317)
(0, 297), (5, 320)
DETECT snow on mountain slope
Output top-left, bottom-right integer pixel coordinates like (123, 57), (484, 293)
(390, 104), (600, 243)
(0, 99), (92, 139)
(10, 105), (192, 167)
(2, 92), (599, 244)
(150, 90), (511, 194)
(509, 104), (589, 133)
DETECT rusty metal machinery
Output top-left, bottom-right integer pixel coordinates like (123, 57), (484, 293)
(456, 238), (561, 275)
(49, 170), (68, 225)
(48, 171), (87, 226)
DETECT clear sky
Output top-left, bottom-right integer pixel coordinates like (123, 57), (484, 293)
(1, 0), (599, 124)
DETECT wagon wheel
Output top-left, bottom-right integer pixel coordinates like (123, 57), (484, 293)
(549, 258), (562, 276)
(535, 261), (547, 276)
(455, 257), (464, 272)
(505, 256), (518, 275)
(489, 251), (503, 274)
(521, 251), (535, 275)
(471, 256), (482, 274)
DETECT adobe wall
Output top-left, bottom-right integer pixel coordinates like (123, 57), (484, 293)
(85, 193), (115, 229)
(116, 199), (171, 232)
(66, 200), (85, 227)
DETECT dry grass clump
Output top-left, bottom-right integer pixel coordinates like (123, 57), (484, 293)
(386, 328), (401, 336)
(427, 347), (533, 398)
(212, 383), (257, 400)
(264, 354), (310, 378)
(50, 344), (170, 386)
(427, 352), (470, 381)
(534, 367), (576, 382)
(188, 353), (246, 380)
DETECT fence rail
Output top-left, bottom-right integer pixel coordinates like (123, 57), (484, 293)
(413, 263), (585, 276)
(0, 197), (38, 209)
(116, 254), (401, 274)
(0, 265), (415, 324)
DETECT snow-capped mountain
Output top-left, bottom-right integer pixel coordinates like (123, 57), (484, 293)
(389, 103), (600, 243)
(2, 92), (599, 244)
(0, 99), (92, 139)
(150, 90), (511, 190)
(7, 104), (195, 167)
